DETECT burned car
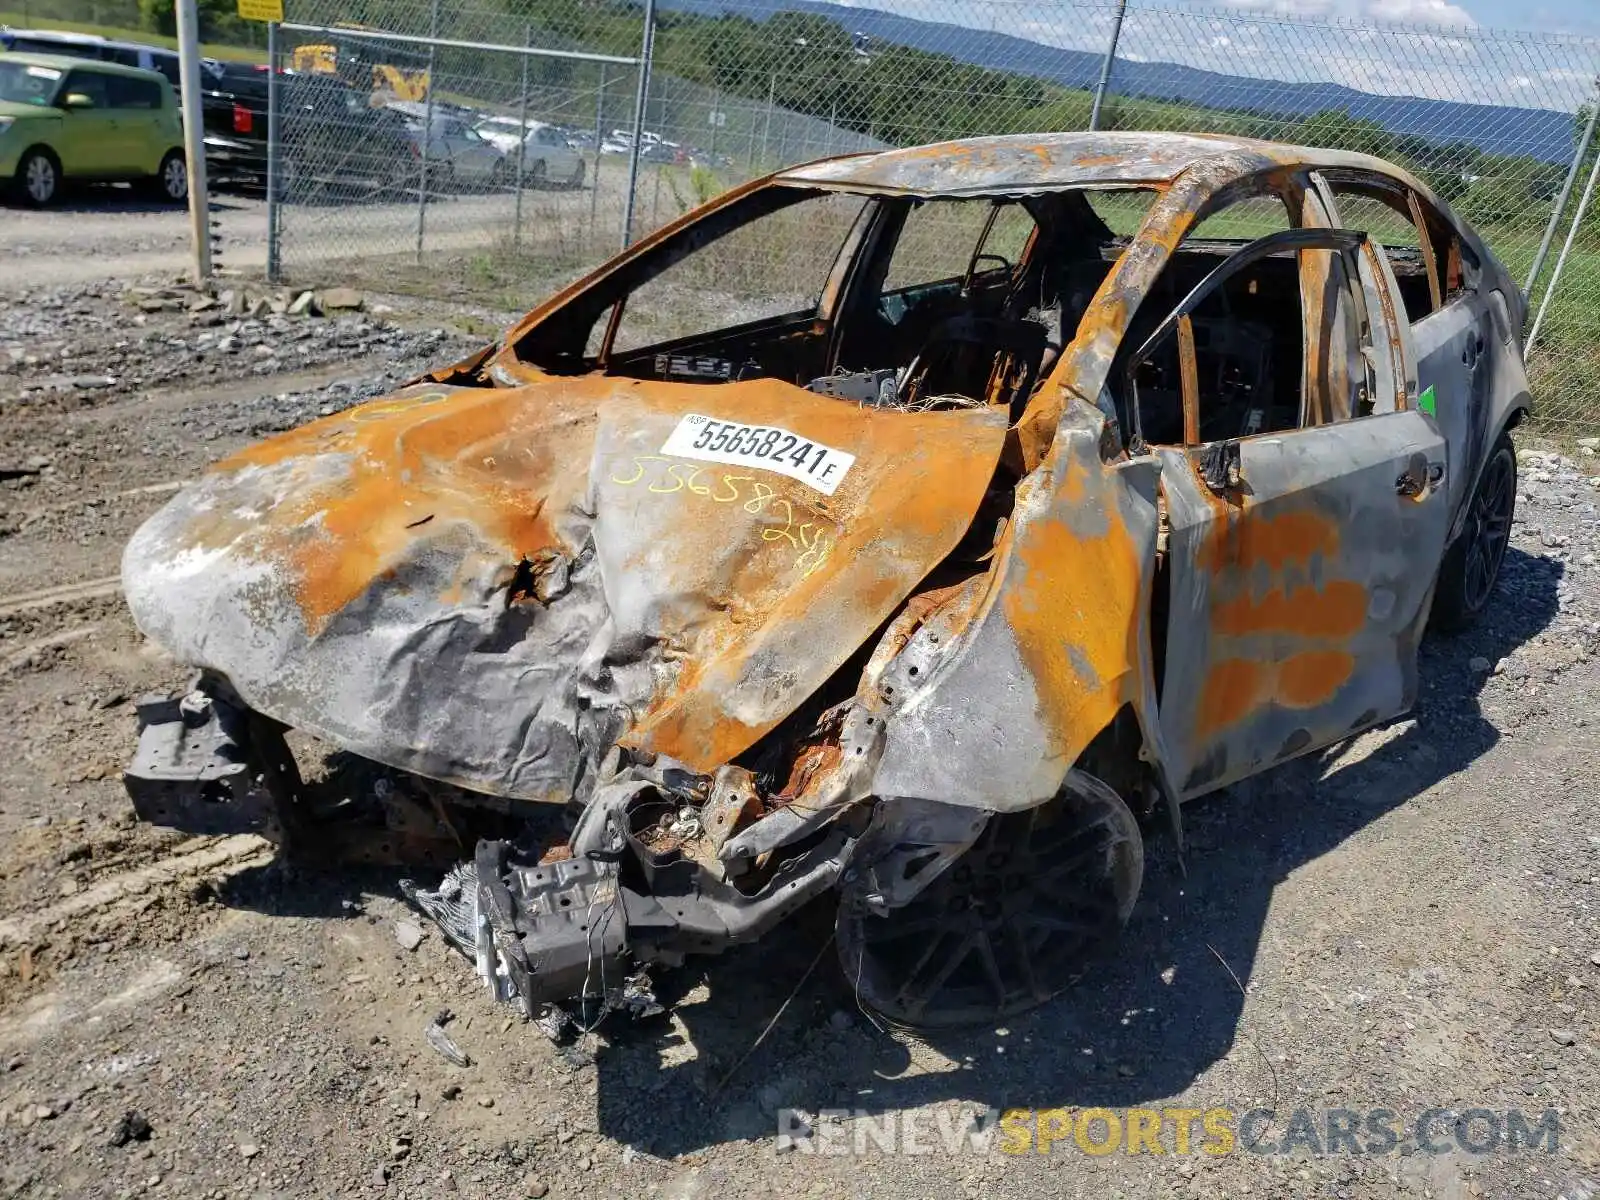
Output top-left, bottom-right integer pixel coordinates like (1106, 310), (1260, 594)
(122, 133), (1528, 1027)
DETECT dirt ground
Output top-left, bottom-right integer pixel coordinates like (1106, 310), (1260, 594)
(2, 249), (1599, 1200)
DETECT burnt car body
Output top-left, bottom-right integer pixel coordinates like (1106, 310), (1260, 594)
(122, 133), (1527, 1026)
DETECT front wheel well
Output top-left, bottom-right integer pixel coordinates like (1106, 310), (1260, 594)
(1075, 703), (1161, 823)
(16, 144), (61, 170)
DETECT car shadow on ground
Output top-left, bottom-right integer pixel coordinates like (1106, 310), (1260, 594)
(0, 188), (257, 214)
(211, 548), (1562, 1157)
(589, 546), (1564, 1156)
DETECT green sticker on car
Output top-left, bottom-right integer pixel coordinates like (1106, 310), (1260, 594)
(1418, 385), (1437, 416)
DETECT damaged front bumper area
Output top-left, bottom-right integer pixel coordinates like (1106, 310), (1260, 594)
(408, 819), (854, 1018)
(122, 676), (892, 1015)
(124, 682), (297, 843)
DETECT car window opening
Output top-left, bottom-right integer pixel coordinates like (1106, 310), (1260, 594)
(513, 185), (1159, 419)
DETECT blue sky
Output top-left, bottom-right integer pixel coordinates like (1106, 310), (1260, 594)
(1511, 0), (1599, 34)
(854, 1), (1600, 110)
(1284, 0), (1598, 34)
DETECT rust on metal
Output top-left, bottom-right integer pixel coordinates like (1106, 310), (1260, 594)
(120, 131), (1531, 1026)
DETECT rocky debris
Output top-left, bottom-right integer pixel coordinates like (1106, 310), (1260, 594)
(107, 1110), (152, 1147)
(319, 286), (365, 312)
(394, 919), (424, 951)
(425, 1018), (471, 1068)
(0, 279), (457, 410)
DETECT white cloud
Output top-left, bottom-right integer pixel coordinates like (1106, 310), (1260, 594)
(1363, 0), (1476, 25)
(1218, 0), (1475, 21)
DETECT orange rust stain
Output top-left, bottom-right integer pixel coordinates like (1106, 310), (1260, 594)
(1200, 509), (1340, 573)
(607, 382), (1006, 771)
(1001, 458), (1146, 762)
(214, 384), (592, 633)
(1210, 580), (1367, 639)
(1196, 658), (1265, 740)
(1276, 650), (1355, 708)
(774, 738), (846, 805)
(1195, 649), (1355, 739)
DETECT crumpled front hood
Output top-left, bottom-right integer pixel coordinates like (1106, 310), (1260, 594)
(123, 374), (1006, 800)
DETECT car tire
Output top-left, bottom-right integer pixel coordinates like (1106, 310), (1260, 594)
(152, 150), (188, 204)
(835, 769), (1144, 1027)
(1431, 431), (1516, 633)
(527, 158), (547, 189)
(568, 158), (585, 189)
(14, 148), (60, 207)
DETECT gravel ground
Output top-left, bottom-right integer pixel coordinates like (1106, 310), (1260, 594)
(1, 276), (1599, 1200)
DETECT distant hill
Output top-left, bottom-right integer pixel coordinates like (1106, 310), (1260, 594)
(665, 0), (1580, 163)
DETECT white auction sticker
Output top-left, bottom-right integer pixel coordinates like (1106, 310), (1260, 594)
(659, 414), (856, 496)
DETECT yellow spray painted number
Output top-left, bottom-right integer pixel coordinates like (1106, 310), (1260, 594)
(610, 454), (837, 578)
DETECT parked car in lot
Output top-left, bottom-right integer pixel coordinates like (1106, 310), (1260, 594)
(471, 112), (530, 155)
(390, 101), (507, 191)
(121, 132), (1528, 1028)
(0, 53), (186, 206)
(0, 27), (181, 89)
(201, 67), (414, 198)
(472, 114), (583, 187)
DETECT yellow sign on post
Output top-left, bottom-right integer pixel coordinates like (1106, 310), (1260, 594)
(237, 0), (284, 22)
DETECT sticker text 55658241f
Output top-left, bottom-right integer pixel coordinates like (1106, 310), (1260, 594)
(659, 414), (855, 496)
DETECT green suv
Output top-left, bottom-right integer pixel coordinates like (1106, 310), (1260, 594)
(0, 53), (186, 206)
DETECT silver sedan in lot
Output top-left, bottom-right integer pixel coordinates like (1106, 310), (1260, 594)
(474, 115), (585, 188)
(391, 102), (508, 190)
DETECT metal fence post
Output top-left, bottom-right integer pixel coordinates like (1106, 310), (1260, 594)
(415, 0), (442, 264)
(760, 72), (775, 166)
(590, 66), (605, 252)
(514, 23), (531, 254)
(266, 19), (282, 283)
(1526, 84), (1600, 296)
(1089, 0), (1128, 132)
(621, 0), (656, 249)
(1528, 133), (1600, 356)
(174, 0), (212, 285)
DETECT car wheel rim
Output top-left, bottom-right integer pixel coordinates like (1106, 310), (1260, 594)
(164, 156), (187, 199)
(25, 157), (54, 203)
(836, 772), (1142, 1027)
(1463, 447), (1514, 613)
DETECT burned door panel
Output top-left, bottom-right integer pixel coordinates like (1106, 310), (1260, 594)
(1157, 410), (1450, 797)
(1411, 298), (1488, 517)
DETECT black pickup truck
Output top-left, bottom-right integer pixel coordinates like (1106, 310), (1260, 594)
(201, 64), (415, 197)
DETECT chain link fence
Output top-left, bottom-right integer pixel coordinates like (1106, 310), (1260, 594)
(228, 0), (1600, 428)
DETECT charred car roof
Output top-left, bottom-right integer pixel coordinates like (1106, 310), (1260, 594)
(774, 131), (1449, 206)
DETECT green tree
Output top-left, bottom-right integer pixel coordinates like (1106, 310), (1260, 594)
(138, 0), (246, 41)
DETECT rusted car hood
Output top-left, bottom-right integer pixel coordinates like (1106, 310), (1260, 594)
(122, 376), (1006, 801)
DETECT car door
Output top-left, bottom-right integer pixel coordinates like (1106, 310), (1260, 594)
(106, 73), (166, 175)
(54, 68), (120, 175)
(1315, 171), (1492, 525)
(1144, 228), (1451, 799)
(452, 123), (498, 181)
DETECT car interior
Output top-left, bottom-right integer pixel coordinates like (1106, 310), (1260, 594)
(509, 178), (1434, 456)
